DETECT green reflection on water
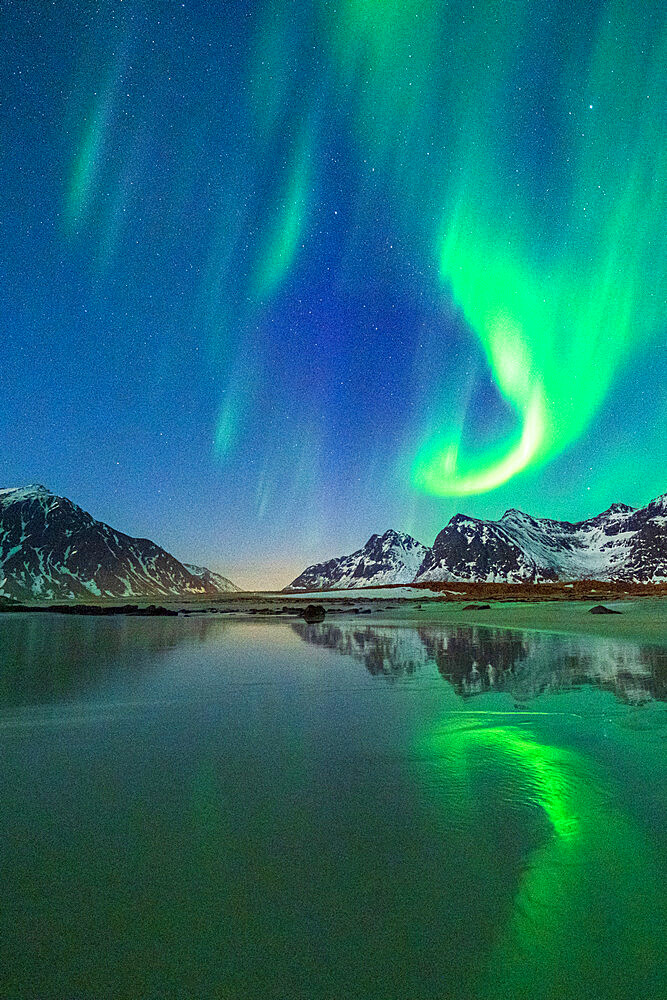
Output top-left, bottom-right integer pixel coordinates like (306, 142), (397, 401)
(422, 714), (666, 999)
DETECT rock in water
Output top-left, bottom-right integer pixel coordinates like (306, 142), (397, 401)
(589, 604), (622, 614)
(462, 603), (491, 610)
(302, 604), (326, 623)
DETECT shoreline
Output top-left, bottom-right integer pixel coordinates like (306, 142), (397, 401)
(3, 592), (667, 645)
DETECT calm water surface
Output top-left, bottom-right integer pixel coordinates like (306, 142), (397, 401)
(0, 613), (665, 999)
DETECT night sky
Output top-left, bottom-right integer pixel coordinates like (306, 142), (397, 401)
(1, 1), (665, 588)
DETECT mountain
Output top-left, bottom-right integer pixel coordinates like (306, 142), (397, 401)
(286, 529), (429, 591)
(184, 564), (241, 593)
(286, 494), (667, 590)
(415, 513), (539, 584)
(0, 485), (241, 601)
(415, 496), (667, 584)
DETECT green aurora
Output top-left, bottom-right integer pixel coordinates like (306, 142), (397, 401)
(415, 2), (666, 494)
(198, 0), (665, 496)
(330, 0), (666, 496)
(20, 0), (664, 577)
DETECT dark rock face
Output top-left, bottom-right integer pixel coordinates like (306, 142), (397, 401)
(183, 564), (240, 593)
(301, 604), (326, 623)
(0, 485), (239, 602)
(417, 515), (545, 584)
(589, 605), (622, 615)
(615, 495), (667, 581)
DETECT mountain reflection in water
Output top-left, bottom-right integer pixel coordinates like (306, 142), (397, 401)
(292, 621), (667, 704)
(0, 613), (222, 705)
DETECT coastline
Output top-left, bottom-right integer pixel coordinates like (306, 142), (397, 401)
(3, 589), (667, 646)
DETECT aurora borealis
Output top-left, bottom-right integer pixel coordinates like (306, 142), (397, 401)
(1, 1), (665, 587)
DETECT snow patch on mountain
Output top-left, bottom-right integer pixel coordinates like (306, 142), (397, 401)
(288, 493), (667, 590)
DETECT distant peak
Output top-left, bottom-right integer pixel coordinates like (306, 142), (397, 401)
(0, 484), (52, 499)
(600, 501), (635, 515)
(448, 512), (480, 525)
(366, 529), (400, 546)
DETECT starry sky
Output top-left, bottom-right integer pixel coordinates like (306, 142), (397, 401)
(1, 1), (665, 589)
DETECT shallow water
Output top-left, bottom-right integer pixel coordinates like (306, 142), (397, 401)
(0, 613), (665, 999)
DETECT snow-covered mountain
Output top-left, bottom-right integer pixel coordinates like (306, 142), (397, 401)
(0, 485), (241, 601)
(286, 494), (667, 590)
(184, 564), (241, 593)
(415, 496), (667, 583)
(415, 513), (537, 584)
(286, 529), (428, 591)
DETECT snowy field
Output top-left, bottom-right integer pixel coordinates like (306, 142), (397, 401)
(260, 586), (429, 600)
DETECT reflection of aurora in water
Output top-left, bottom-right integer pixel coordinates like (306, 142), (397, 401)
(294, 618), (667, 993)
(421, 716), (666, 998)
(0, 615), (664, 997)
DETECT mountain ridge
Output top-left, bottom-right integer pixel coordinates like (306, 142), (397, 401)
(0, 485), (241, 601)
(286, 494), (667, 590)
